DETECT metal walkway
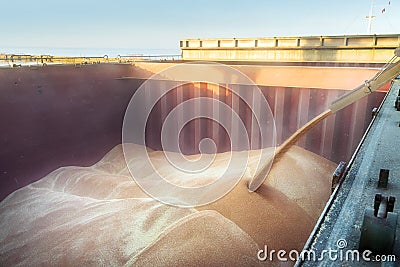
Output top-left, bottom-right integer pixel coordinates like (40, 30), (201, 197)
(299, 78), (400, 266)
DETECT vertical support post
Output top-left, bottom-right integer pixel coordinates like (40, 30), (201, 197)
(367, 0), (375, 34)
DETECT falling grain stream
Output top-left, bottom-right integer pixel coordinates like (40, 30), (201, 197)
(249, 52), (400, 191)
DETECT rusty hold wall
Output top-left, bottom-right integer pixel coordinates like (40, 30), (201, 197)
(0, 64), (385, 200)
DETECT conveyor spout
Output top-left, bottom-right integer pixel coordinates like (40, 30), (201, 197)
(249, 47), (400, 192)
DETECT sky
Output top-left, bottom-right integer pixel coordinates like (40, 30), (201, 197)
(0, 0), (399, 56)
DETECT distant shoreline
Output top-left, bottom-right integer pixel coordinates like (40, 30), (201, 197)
(0, 47), (179, 57)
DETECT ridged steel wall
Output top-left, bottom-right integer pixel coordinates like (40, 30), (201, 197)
(143, 80), (385, 163)
(0, 64), (386, 200)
